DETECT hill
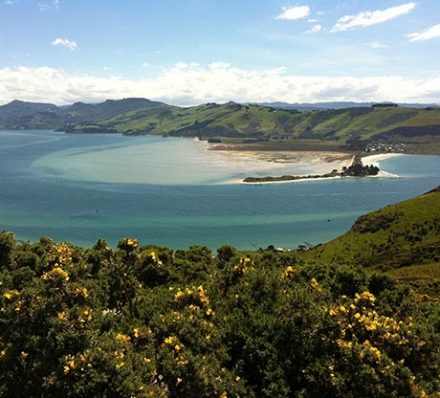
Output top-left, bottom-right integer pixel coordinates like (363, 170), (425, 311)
(0, 98), (164, 130)
(256, 101), (440, 111)
(71, 102), (440, 153)
(1, 98), (440, 153)
(302, 187), (440, 294)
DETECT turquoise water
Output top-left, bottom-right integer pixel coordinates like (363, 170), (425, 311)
(1, 130), (439, 249)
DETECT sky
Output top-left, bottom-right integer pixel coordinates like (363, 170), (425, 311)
(0, 0), (439, 105)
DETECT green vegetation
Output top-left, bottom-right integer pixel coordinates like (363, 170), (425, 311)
(1, 231), (440, 397)
(80, 104), (440, 153)
(1, 99), (439, 153)
(243, 156), (379, 183)
(0, 98), (163, 130)
(0, 188), (439, 396)
(302, 187), (440, 295)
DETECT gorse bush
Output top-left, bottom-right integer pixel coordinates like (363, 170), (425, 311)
(0, 232), (439, 397)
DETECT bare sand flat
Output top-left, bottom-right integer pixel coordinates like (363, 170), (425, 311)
(210, 145), (403, 185)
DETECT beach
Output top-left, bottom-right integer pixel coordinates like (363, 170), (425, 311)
(208, 144), (403, 184)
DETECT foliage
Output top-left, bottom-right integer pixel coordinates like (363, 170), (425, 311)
(1, 233), (439, 397)
(303, 188), (440, 275)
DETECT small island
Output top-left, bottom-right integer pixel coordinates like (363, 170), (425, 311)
(243, 154), (380, 183)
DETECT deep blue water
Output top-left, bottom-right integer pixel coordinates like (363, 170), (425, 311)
(0, 130), (439, 249)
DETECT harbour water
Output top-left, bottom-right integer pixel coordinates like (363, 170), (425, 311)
(1, 130), (439, 249)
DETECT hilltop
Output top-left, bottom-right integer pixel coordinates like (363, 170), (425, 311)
(1, 98), (440, 153)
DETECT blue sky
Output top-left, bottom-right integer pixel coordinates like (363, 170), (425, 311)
(0, 0), (439, 104)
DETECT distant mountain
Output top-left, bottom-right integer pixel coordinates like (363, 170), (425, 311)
(0, 100), (58, 118)
(256, 101), (440, 111)
(0, 98), (164, 130)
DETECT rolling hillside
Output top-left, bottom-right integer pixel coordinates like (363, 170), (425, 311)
(302, 186), (440, 294)
(72, 102), (440, 151)
(0, 98), (164, 130)
(1, 98), (440, 152)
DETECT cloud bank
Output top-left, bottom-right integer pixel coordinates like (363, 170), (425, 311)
(0, 64), (439, 106)
(332, 3), (416, 32)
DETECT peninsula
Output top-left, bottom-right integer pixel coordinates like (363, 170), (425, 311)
(243, 154), (380, 183)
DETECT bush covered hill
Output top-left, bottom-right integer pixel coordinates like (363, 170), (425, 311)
(1, 190), (440, 397)
(1, 98), (440, 152)
(302, 187), (440, 296)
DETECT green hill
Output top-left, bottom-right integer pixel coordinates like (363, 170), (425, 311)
(302, 187), (440, 294)
(2, 98), (440, 153)
(72, 103), (440, 152)
(0, 98), (164, 130)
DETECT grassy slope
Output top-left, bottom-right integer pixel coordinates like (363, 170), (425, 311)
(81, 104), (440, 145)
(301, 187), (440, 292)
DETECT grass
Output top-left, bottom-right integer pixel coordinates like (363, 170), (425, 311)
(301, 188), (440, 271)
(70, 104), (440, 152)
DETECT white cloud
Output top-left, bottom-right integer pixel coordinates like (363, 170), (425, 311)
(51, 38), (77, 51)
(38, 0), (60, 11)
(307, 24), (322, 34)
(142, 62), (150, 68)
(407, 24), (440, 42)
(368, 42), (389, 49)
(332, 2), (416, 32)
(4, 0), (17, 5)
(0, 64), (439, 106)
(276, 5), (310, 21)
(307, 18), (318, 23)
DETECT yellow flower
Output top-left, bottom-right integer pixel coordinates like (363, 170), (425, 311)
(339, 305), (347, 314)
(206, 308), (214, 317)
(57, 311), (66, 320)
(355, 291), (376, 304)
(75, 287), (89, 298)
(164, 336), (177, 345)
(329, 307), (337, 316)
(310, 278), (322, 292)
(3, 290), (20, 300)
(281, 266), (296, 279)
(0, 349), (6, 357)
(115, 362), (125, 369)
(115, 350), (125, 359)
(79, 309), (93, 322)
(176, 377), (183, 385)
(21, 351), (28, 358)
(150, 251), (163, 267)
(133, 328), (140, 339)
(126, 238), (138, 248)
(42, 267), (69, 281)
(115, 333), (131, 343)
(64, 354), (75, 374)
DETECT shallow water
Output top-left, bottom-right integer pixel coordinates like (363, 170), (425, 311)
(1, 130), (439, 249)
(32, 134), (341, 185)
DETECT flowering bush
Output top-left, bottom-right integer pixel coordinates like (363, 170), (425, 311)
(0, 232), (439, 397)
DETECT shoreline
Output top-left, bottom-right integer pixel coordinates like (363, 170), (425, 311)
(227, 152), (403, 185)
